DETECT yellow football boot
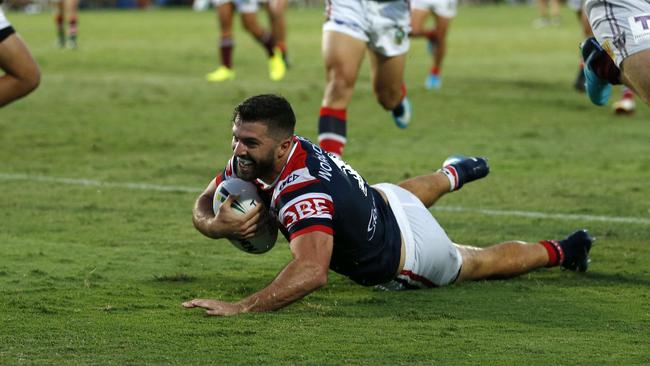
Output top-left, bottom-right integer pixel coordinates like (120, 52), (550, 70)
(206, 66), (235, 82)
(268, 48), (286, 81)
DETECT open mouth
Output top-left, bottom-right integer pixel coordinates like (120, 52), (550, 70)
(238, 157), (255, 173)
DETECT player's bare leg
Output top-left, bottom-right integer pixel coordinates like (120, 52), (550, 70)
(65, 0), (79, 48)
(455, 241), (550, 281)
(241, 11), (285, 81)
(368, 51), (410, 128)
(368, 51), (405, 111)
(267, 0), (289, 66)
(409, 8), (429, 43)
(317, 31), (366, 157)
(321, 31), (366, 109)
(206, 4), (236, 82)
(619, 49), (650, 105)
(456, 228), (594, 281)
(398, 156), (489, 208)
(217, 3), (235, 40)
(54, 0), (65, 47)
(398, 173), (450, 208)
(0, 33), (40, 107)
(535, 0), (560, 27)
(573, 9), (593, 92)
(427, 14), (450, 89)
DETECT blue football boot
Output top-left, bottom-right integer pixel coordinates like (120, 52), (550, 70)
(425, 73), (441, 90)
(391, 96), (411, 129)
(581, 37), (612, 106)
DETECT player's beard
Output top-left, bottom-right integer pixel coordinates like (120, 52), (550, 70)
(237, 151), (275, 182)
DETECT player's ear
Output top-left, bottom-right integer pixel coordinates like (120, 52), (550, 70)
(277, 136), (292, 156)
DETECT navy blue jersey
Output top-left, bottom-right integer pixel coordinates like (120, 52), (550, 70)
(215, 136), (402, 286)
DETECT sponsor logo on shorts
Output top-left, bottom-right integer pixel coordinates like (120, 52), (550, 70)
(629, 14), (650, 43)
(394, 26), (406, 45)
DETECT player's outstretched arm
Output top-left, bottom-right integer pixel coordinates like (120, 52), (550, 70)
(183, 231), (333, 316)
(192, 179), (262, 240)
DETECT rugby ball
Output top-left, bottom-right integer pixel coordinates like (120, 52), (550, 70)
(213, 178), (278, 254)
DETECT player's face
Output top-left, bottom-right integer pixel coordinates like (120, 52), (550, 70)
(231, 121), (278, 182)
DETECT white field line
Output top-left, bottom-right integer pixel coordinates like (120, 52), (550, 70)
(0, 173), (201, 193)
(2, 172), (649, 226)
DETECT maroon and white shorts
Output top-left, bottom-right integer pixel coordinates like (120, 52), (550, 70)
(586, 0), (650, 67)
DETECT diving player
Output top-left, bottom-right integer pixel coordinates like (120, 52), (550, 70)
(183, 94), (594, 316)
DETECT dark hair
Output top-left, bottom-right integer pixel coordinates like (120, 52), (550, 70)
(232, 94), (296, 139)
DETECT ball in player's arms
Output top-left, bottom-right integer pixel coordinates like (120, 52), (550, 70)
(213, 178), (278, 254)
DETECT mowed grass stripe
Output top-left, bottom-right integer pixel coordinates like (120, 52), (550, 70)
(3, 172), (649, 225)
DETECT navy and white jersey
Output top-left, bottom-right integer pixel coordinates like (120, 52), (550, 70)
(215, 135), (402, 286)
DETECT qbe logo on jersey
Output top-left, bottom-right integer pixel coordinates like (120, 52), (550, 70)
(279, 193), (333, 229)
(629, 15), (650, 44)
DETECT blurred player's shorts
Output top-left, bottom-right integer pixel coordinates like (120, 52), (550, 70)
(211, 0), (259, 13)
(323, 0), (410, 57)
(586, 0), (650, 67)
(411, 0), (458, 19)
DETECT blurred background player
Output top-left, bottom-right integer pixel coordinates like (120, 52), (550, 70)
(410, 0), (457, 90)
(0, 3), (40, 107)
(612, 86), (635, 115)
(318, 0), (411, 158)
(259, 0), (290, 67)
(581, 0), (650, 107)
(570, 0), (591, 92)
(205, 0), (286, 82)
(533, 0), (560, 28)
(54, 0), (80, 48)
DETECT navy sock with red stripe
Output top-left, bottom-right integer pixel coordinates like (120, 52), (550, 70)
(440, 156), (490, 191)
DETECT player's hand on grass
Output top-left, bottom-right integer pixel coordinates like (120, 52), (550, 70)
(182, 299), (245, 316)
(212, 194), (263, 239)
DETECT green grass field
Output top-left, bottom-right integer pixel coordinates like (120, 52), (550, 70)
(2, 4), (650, 365)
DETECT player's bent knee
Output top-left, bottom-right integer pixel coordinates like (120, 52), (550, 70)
(25, 68), (41, 93)
(375, 89), (402, 110)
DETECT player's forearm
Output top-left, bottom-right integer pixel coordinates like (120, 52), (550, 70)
(237, 259), (328, 313)
(192, 193), (223, 239)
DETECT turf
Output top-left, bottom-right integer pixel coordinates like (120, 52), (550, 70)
(1, 4), (650, 365)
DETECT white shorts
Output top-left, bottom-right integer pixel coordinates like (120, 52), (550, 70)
(568, 0), (584, 12)
(212, 0), (258, 13)
(585, 0), (650, 67)
(0, 8), (11, 31)
(323, 0), (410, 57)
(373, 183), (462, 289)
(411, 0), (458, 19)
